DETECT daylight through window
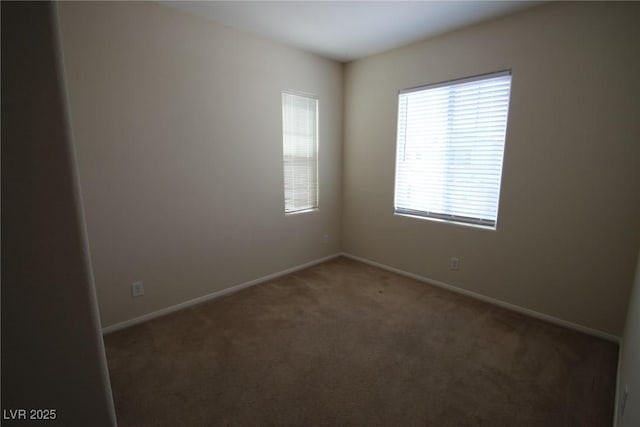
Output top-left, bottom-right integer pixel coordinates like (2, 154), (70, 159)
(394, 71), (512, 228)
(282, 92), (318, 214)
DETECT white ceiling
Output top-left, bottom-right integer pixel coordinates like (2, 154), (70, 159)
(161, 1), (542, 62)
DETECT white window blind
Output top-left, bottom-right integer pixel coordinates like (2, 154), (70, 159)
(282, 92), (318, 214)
(394, 71), (512, 228)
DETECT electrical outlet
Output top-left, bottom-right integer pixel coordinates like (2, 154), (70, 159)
(131, 281), (144, 297)
(450, 257), (460, 271)
(323, 234), (329, 244)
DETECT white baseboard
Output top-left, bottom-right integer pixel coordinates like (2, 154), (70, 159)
(102, 253), (342, 334)
(341, 252), (620, 344)
(103, 251), (620, 343)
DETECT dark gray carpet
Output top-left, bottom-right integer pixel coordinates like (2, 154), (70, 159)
(104, 257), (618, 426)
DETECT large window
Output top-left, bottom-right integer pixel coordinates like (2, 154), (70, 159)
(282, 92), (318, 214)
(394, 71), (512, 228)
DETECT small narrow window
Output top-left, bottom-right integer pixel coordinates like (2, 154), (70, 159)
(394, 71), (512, 228)
(282, 92), (318, 214)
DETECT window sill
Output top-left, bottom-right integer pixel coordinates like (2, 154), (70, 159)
(285, 208), (319, 216)
(393, 212), (497, 231)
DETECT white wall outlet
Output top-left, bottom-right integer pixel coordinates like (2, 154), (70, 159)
(450, 257), (460, 271)
(131, 281), (144, 297)
(323, 234), (329, 244)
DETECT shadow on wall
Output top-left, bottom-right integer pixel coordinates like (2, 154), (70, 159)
(1, 2), (115, 425)
(616, 251), (640, 426)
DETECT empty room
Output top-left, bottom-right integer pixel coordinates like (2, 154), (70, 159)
(3, 1), (640, 426)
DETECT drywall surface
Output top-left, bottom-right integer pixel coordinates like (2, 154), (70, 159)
(57, 1), (343, 327)
(343, 1), (640, 336)
(617, 251), (640, 426)
(1, 2), (115, 425)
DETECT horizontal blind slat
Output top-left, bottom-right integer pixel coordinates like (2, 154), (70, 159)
(283, 92), (318, 213)
(395, 72), (511, 227)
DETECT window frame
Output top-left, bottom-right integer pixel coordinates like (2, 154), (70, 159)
(282, 90), (319, 215)
(393, 70), (512, 230)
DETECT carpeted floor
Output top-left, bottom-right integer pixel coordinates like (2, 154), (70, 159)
(104, 257), (618, 426)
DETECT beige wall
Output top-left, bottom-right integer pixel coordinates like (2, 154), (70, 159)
(57, 1), (639, 337)
(57, 1), (343, 327)
(617, 250), (640, 425)
(2, 2), (115, 424)
(343, 2), (640, 336)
